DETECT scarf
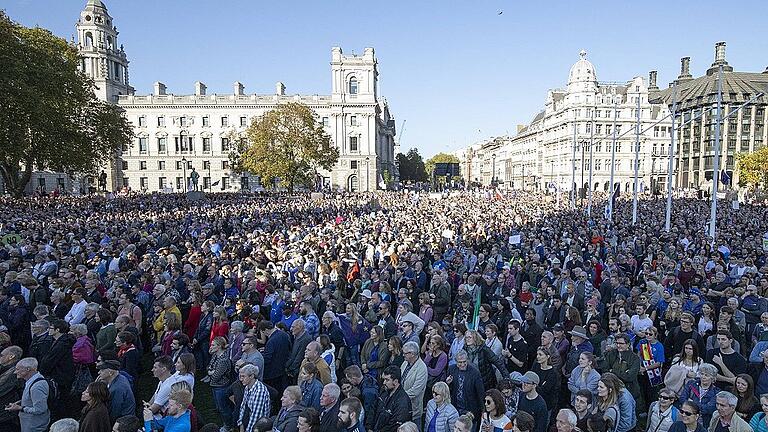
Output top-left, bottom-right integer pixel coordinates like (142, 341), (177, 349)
(118, 343), (135, 358)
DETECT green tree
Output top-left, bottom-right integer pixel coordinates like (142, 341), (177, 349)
(397, 148), (427, 182)
(0, 12), (133, 197)
(737, 147), (768, 188)
(240, 102), (338, 192)
(425, 152), (460, 176)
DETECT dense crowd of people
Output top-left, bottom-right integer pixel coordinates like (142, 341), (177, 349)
(0, 189), (767, 432)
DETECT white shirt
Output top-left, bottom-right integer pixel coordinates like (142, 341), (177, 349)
(65, 299), (87, 325)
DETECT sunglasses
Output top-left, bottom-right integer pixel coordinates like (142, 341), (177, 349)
(484, 399), (493, 405)
(659, 396), (675, 401)
(679, 410), (698, 416)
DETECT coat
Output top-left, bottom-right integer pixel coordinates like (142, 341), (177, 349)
(273, 404), (303, 432)
(599, 349), (642, 404)
(20, 372), (49, 432)
(286, 332), (312, 379)
(263, 329), (291, 380)
(361, 338), (390, 376)
(0, 362), (21, 425)
(79, 402), (111, 432)
(401, 359), (428, 418)
(678, 379), (720, 427)
(446, 364), (485, 420)
(467, 344), (508, 390)
(708, 411), (751, 432)
(373, 386), (412, 432)
(318, 400), (340, 432)
(39, 333), (76, 390)
(424, 400), (459, 432)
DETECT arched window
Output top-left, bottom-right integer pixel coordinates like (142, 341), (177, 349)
(107, 36), (113, 50)
(348, 77), (358, 95)
(84, 32), (93, 47)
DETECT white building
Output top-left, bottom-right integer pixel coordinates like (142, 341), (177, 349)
(73, 0), (395, 193)
(468, 51), (673, 197)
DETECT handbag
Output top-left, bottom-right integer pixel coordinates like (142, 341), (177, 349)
(663, 362), (688, 393)
(71, 364), (94, 395)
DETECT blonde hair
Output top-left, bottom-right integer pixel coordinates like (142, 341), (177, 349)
(432, 381), (451, 405)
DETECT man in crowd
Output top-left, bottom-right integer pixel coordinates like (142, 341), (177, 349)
(95, 360), (135, 422)
(373, 366), (412, 432)
(337, 397), (364, 432)
(400, 341), (427, 427)
(318, 383), (341, 432)
(5, 357), (49, 432)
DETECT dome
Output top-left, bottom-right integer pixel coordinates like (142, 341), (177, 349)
(568, 50), (598, 88)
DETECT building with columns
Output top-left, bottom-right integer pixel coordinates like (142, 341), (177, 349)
(649, 42), (768, 191)
(22, 0), (396, 195)
(464, 51), (674, 197)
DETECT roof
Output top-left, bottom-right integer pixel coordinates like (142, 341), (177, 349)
(650, 70), (768, 109)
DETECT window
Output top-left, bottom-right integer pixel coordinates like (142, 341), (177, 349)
(179, 116), (188, 127)
(157, 116), (165, 127)
(349, 77), (358, 95)
(122, 177), (129, 188)
(202, 116), (210, 127)
(158, 161), (165, 170)
(158, 177), (166, 189)
(158, 137), (167, 154)
(349, 136), (358, 152)
(203, 177), (211, 190)
(241, 176), (250, 190)
(221, 138), (231, 152)
(221, 116), (228, 127)
(350, 160), (358, 169)
(203, 137), (211, 152)
(138, 116), (146, 127)
(240, 116), (247, 127)
(222, 160), (230, 170)
(203, 161), (210, 170)
(222, 176), (230, 190)
(138, 137), (148, 154)
(120, 161), (128, 171)
(175, 136), (193, 153)
(176, 177), (183, 190)
(322, 117), (329, 127)
(139, 177), (148, 190)
(175, 161), (182, 170)
(595, 124), (602, 135)
(350, 115), (357, 126)
(139, 161), (147, 170)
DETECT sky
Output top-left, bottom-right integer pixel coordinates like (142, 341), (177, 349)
(4, 0), (768, 158)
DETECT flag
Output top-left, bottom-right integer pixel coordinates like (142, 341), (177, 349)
(470, 286), (482, 330)
(494, 189), (504, 201)
(720, 170), (731, 186)
(211, 180), (220, 186)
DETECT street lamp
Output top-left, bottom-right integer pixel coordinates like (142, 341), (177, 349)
(580, 140), (589, 200)
(181, 156), (187, 193)
(207, 162), (212, 193)
(491, 153), (497, 188)
(365, 156), (370, 192)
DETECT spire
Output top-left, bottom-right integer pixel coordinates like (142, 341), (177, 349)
(648, 71), (658, 90)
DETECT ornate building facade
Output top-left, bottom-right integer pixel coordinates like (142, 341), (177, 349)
(76, 0), (396, 193)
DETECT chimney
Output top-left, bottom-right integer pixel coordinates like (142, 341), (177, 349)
(707, 41), (733, 75)
(233, 81), (244, 96)
(677, 57), (692, 82)
(153, 81), (166, 95)
(275, 82), (286, 96)
(648, 71), (658, 90)
(194, 81), (206, 96)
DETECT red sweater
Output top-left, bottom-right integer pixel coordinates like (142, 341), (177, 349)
(210, 320), (229, 343)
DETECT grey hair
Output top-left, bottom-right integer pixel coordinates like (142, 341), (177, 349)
(32, 319), (50, 330)
(17, 357), (38, 370)
(85, 302), (100, 313)
(240, 364), (259, 378)
(403, 341), (419, 354)
(292, 319), (306, 330)
(455, 349), (468, 360)
(324, 383), (341, 402)
(50, 418), (79, 432)
(716, 391), (738, 407)
(557, 409), (578, 426)
(230, 321), (245, 332)
(699, 363), (718, 378)
(71, 324), (88, 337)
(397, 422), (419, 432)
(33, 305), (49, 317)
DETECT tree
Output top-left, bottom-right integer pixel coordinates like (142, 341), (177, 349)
(737, 147), (768, 189)
(240, 102), (338, 192)
(425, 152), (460, 177)
(0, 12), (134, 197)
(396, 148), (427, 183)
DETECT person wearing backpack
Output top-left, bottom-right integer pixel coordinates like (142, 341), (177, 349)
(4, 357), (50, 432)
(645, 388), (679, 432)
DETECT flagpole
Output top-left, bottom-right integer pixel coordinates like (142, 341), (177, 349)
(632, 93), (641, 225)
(588, 109), (594, 217)
(665, 84), (677, 232)
(571, 109), (577, 210)
(709, 65), (723, 243)
(608, 101), (618, 222)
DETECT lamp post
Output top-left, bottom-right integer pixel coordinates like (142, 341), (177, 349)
(491, 153), (497, 188)
(571, 110), (577, 209)
(580, 140), (588, 202)
(181, 156), (187, 193)
(365, 156), (370, 192)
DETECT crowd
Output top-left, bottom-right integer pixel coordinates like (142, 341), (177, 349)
(0, 189), (767, 432)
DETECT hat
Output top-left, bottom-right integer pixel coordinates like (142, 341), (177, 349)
(570, 325), (588, 339)
(202, 283), (214, 291)
(360, 289), (372, 299)
(552, 323), (564, 332)
(520, 371), (540, 385)
(97, 360), (121, 371)
(551, 257), (561, 264)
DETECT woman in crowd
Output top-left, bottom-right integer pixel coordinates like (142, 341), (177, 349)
(531, 346), (560, 415)
(424, 335), (448, 394)
(297, 407), (320, 432)
(454, 413), (475, 432)
(749, 393), (768, 432)
(664, 339), (702, 393)
(116, 331), (141, 382)
(207, 336), (234, 430)
(424, 381), (458, 432)
(595, 377), (622, 432)
(421, 322), (444, 354)
(667, 400), (705, 432)
(387, 336), (404, 368)
(480, 389), (512, 432)
(274, 386), (303, 432)
(677, 363), (720, 427)
(567, 352), (600, 403)
(160, 313), (182, 356)
(697, 302), (716, 338)
(658, 298), (683, 337)
(299, 362), (323, 410)
(645, 388), (679, 432)
(734, 373), (759, 420)
(79, 381), (111, 432)
(484, 324), (503, 358)
(173, 352), (196, 390)
(71, 323), (96, 393)
(318, 334), (338, 383)
(448, 323), (467, 366)
(210, 306), (230, 345)
(464, 330), (508, 391)
(361, 326), (389, 378)
(418, 292), (434, 327)
(228, 320), (246, 363)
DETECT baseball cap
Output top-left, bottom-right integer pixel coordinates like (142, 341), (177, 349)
(520, 371), (540, 385)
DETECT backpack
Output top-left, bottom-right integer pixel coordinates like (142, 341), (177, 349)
(31, 376), (59, 405)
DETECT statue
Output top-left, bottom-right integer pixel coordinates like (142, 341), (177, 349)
(98, 170), (107, 192)
(188, 167), (200, 191)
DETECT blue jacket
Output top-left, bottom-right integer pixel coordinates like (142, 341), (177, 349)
(108, 373), (136, 421)
(678, 379), (719, 427)
(263, 329), (291, 380)
(301, 378), (323, 410)
(424, 400), (459, 432)
(617, 388), (636, 432)
(145, 410), (191, 432)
